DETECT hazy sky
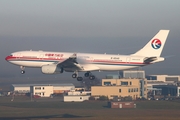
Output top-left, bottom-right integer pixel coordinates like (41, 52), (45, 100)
(0, 0), (180, 81)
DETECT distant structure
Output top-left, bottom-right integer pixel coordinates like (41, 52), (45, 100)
(146, 75), (180, 97)
(11, 83), (75, 96)
(146, 75), (180, 83)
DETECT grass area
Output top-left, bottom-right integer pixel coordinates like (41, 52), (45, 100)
(0, 96), (180, 120)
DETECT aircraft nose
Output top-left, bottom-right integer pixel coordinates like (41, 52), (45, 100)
(5, 55), (12, 61)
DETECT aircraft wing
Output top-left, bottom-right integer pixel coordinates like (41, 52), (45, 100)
(55, 53), (84, 71)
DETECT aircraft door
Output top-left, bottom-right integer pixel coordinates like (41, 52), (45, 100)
(88, 56), (94, 62)
(39, 54), (44, 60)
(126, 57), (131, 63)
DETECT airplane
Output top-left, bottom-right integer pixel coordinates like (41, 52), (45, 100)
(5, 30), (169, 81)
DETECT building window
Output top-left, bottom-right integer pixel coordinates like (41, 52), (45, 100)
(104, 82), (111, 86)
(131, 89), (133, 92)
(35, 87), (41, 90)
(128, 89), (131, 93)
(134, 88), (136, 92)
(130, 82), (132, 85)
(35, 92), (41, 95)
(119, 89), (121, 93)
(121, 81), (128, 85)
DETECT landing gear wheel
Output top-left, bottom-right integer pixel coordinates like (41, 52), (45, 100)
(89, 75), (95, 80)
(77, 77), (83, 81)
(72, 73), (77, 78)
(84, 72), (90, 77)
(21, 70), (25, 74)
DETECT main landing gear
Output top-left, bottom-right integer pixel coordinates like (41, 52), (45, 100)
(20, 66), (25, 74)
(84, 72), (95, 80)
(72, 71), (96, 81)
(72, 72), (83, 81)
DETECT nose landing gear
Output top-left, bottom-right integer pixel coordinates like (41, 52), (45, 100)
(20, 66), (25, 74)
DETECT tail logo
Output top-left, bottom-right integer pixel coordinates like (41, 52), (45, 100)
(151, 39), (161, 49)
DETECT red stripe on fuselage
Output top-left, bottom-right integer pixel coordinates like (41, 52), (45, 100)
(6, 56), (148, 65)
(5, 56), (64, 61)
(92, 60), (146, 65)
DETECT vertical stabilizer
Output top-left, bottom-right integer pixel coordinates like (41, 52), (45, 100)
(132, 30), (170, 57)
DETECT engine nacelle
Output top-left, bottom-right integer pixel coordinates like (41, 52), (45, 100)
(41, 64), (63, 74)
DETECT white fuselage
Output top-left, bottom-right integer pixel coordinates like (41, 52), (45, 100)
(5, 30), (169, 77)
(6, 50), (147, 72)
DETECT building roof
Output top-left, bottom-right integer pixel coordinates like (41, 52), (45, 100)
(12, 83), (74, 87)
(147, 75), (180, 77)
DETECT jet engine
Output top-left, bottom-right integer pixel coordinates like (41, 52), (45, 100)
(41, 64), (63, 74)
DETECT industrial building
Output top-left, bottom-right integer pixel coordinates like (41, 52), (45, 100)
(11, 83), (75, 94)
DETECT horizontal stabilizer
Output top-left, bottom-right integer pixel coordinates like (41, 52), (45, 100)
(144, 57), (157, 63)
